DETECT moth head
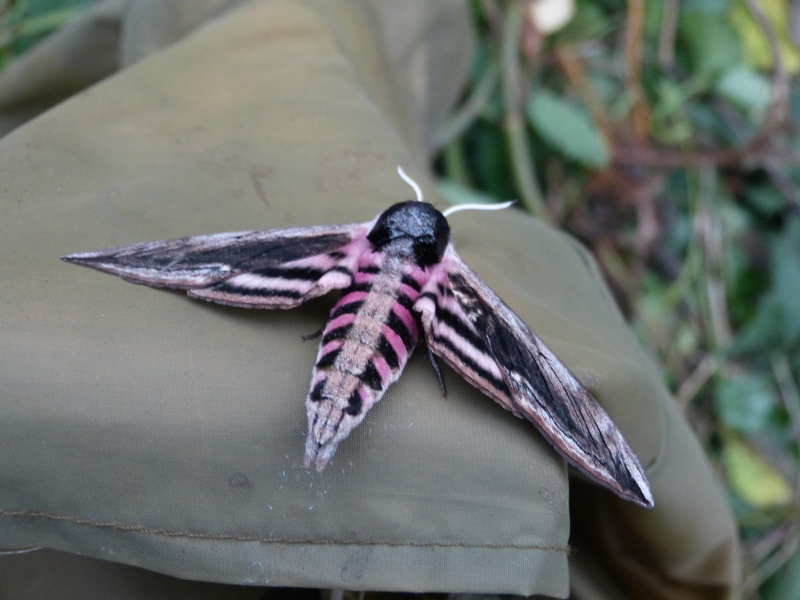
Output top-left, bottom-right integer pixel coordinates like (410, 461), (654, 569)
(367, 201), (450, 267)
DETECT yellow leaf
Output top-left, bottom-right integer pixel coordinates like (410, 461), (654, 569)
(729, 0), (800, 74)
(722, 436), (793, 508)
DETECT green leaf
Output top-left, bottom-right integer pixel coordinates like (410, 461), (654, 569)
(525, 90), (609, 168)
(763, 545), (800, 600)
(651, 78), (697, 144)
(682, 0), (732, 13)
(586, 73), (622, 106)
(679, 8), (742, 75)
(13, 7), (86, 38)
(722, 436), (793, 508)
(767, 221), (800, 343)
(465, 120), (515, 199)
(686, 102), (738, 144)
(729, 0), (800, 74)
(715, 67), (771, 121)
(738, 217), (800, 350)
(746, 184), (785, 216)
(714, 372), (777, 433)
(554, 0), (612, 43)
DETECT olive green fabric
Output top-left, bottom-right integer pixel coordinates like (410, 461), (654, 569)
(0, 0), (740, 598)
(0, 549), (271, 600)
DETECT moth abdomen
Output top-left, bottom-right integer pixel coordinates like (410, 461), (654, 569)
(303, 258), (427, 470)
(345, 390), (363, 415)
(385, 311), (416, 351)
(358, 360), (383, 391)
(309, 380), (326, 402)
(377, 334), (400, 369)
(330, 299), (363, 319)
(314, 346), (341, 369)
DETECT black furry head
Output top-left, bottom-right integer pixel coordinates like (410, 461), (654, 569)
(367, 201), (450, 267)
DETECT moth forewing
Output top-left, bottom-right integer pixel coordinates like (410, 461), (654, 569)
(415, 244), (654, 509)
(61, 222), (368, 294)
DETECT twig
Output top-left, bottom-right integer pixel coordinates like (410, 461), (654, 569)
(554, 45), (612, 143)
(613, 144), (800, 169)
(772, 355), (800, 441)
(657, 0), (679, 71)
(762, 158), (800, 213)
(698, 169), (734, 349)
(442, 140), (471, 186)
(0, 0), (13, 22)
(624, 0), (650, 141)
(501, 2), (546, 218)
(480, 0), (503, 41)
(676, 355), (718, 408)
(749, 522), (796, 564)
(615, 0), (793, 192)
(745, 526), (800, 595)
(432, 61), (498, 151)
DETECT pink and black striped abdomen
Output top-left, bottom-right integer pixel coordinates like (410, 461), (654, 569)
(303, 254), (426, 470)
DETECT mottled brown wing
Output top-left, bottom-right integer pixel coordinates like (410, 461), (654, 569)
(415, 245), (654, 508)
(62, 222), (373, 309)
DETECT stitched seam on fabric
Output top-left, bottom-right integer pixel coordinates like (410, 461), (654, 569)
(0, 508), (568, 552)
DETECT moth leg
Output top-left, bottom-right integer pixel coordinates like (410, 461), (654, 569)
(427, 346), (447, 397)
(301, 327), (324, 341)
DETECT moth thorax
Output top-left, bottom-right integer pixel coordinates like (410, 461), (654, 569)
(367, 201), (450, 267)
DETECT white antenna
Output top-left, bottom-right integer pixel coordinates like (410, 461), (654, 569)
(443, 200), (515, 217)
(397, 166), (423, 203)
(396, 165), (515, 217)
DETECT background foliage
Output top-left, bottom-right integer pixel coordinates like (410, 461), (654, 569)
(4, 0), (800, 597)
(0, 0), (93, 67)
(432, 1), (800, 598)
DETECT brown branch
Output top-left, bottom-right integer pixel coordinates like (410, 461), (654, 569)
(624, 0), (650, 141)
(432, 62), (498, 151)
(657, 0), (679, 71)
(554, 45), (612, 143)
(772, 355), (800, 442)
(480, 0), (503, 42)
(615, 0), (796, 176)
(501, 2), (546, 217)
(613, 143), (800, 169)
(676, 355), (719, 409)
(763, 158), (800, 211)
(696, 168), (734, 350)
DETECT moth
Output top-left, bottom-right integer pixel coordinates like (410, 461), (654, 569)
(62, 168), (653, 508)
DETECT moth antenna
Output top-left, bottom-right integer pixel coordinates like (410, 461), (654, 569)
(397, 166), (424, 203)
(442, 200), (516, 218)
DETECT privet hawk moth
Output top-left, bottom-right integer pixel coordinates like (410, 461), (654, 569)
(63, 169), (653, 508)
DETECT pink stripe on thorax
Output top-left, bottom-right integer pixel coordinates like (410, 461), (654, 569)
(326, 312), (356, 332)
(399, 284), (420, 300)
(331, 290), (368, 312)
(357, 253), (381, 269)
(354, 271), (374, 284)
(403, 266), (427, 286)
